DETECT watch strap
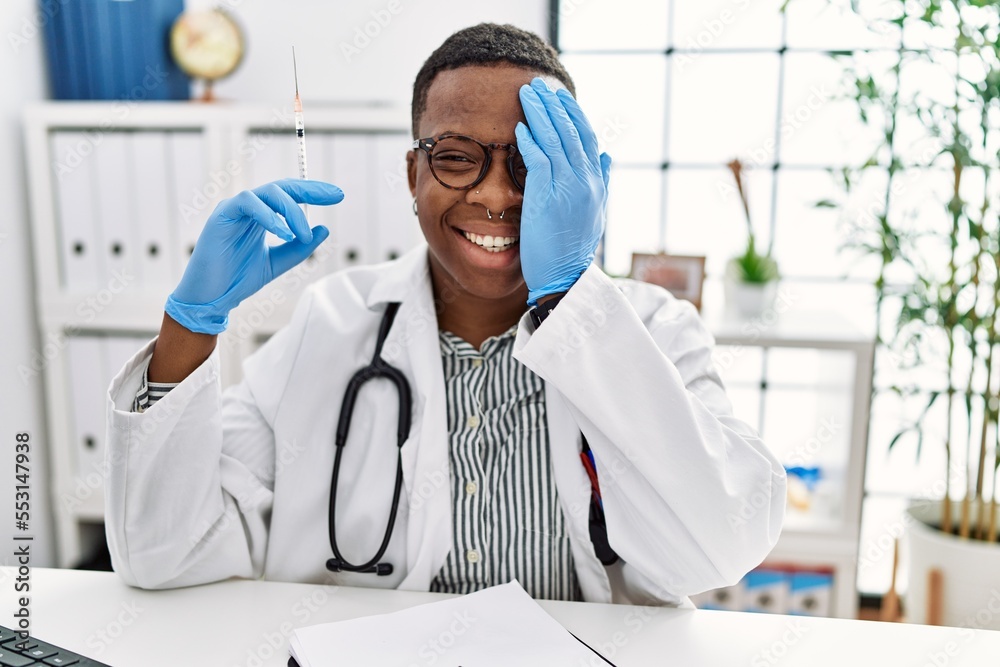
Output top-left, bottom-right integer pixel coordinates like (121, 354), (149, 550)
(529, 292), (567, 329)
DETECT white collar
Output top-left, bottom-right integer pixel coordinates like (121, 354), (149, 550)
(363, 242), (433, 309)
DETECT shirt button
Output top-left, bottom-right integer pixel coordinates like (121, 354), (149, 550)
(466, 415), (480, 429)
(466, 549), (480, 564)
(465, 481), (477, 495)
(472, 357), (483, 368)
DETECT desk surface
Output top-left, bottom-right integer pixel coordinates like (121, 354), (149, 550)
(2, 567), (998, 666)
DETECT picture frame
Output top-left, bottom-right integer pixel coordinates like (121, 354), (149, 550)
(630, 253), (707, 311)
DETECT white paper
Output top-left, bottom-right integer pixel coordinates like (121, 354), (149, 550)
(289, 580), (605, 666)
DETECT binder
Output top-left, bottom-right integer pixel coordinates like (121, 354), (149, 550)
(109, 0), (143, 100)
(744, 568), (790, 614)
(691, 582), (745, 611)
(107, 0), (126, 99)
(66, 336), (108, 481)
(45, 0), (188, 101)
(130, 132), (178, 290)
(330, 134), (372, 268)
(103, 335), (145, 389)
(68, 0), (94, 99)
(167, 132), (209, 278)
(372, 134), (421, 263)
(247, 133), (297, 248)
(51, 132), (104, 291)
(303, 132), (337, 275)
(93, 131), (137, 286)
(145, 0), (189, 100)
(248, 132), (297, 184)
(87, 0), (116, 100)
(789, 570), (834, 617)
(41, 0), (71, 98)
(306, 132), (331, 189)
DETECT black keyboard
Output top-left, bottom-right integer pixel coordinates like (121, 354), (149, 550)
(0, 626), (111, 666)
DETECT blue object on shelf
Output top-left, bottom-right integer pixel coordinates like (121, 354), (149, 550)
(41, 0), (190, 101)
(788, 570), (834, 616)
(785, 465), (822, 491)
(744, 568), (790, 614)
(85, 0), (110, 99)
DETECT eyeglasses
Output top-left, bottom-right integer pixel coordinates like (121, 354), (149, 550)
(411, 134), (526, 192)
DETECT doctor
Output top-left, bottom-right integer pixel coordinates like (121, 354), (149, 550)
(105, 23), (785, 605)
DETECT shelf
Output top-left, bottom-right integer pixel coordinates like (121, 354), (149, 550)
(697, 307), (874, 619)
(23, 101), (410, 132)
(39, 293), (168, 333)
(26, 102), (415, 570)
(69, 489), (105, 522)
(782, 509), (844, 535)
(706, 308), (876, 350)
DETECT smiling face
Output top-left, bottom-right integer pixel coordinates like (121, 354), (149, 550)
(407, 65), (560, 307)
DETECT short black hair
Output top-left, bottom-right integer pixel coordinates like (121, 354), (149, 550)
(411, 23), (575, 137)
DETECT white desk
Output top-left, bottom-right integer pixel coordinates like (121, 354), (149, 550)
(2, 567), (998, 666)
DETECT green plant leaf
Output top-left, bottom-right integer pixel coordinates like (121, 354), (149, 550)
(887, 428), (911, 452)
(815, 0), (1000, 480)
(730, 236), (780, 284)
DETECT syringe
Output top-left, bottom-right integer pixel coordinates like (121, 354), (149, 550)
(292, 47), (308, 219)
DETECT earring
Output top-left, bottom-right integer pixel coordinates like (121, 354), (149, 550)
(487, 209), (493, 220)
(412, 198), (418, 215)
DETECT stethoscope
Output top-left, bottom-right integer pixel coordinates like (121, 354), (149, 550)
(326, 302), (411, 576)
(324, 301), (620, 576)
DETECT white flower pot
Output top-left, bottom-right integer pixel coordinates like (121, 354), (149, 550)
(723, 276), (778, 319)
(903, 499), (1000, 629)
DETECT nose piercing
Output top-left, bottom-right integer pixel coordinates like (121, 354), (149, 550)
(487, 209), (492, 220)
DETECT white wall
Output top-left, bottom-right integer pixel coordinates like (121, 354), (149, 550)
(0, 0), (548, 568)
(197, 0), (548, 108)
(1, 0), (56, 567)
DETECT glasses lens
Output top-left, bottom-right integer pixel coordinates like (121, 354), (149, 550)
(509, 152), (527, 191)
(429, 136), (486, 189)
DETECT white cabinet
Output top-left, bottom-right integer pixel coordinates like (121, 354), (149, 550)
(23, 102), (411, 567)
(700, 307), (875, 619)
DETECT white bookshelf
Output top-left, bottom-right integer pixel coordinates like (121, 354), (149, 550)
(23, 101), (413, 568)
(704, 307), (876, 619)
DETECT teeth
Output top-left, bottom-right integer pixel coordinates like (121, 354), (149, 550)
(462, 230), (519, 252)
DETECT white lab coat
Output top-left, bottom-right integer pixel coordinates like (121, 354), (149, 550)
(104, 243), (786, 605)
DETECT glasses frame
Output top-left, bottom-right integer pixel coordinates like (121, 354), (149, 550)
(411, 134), (525, 193)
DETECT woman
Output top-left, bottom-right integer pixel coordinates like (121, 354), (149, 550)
(105, 23), (785, 606)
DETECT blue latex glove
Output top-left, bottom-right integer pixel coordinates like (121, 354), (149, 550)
(165, 179), (344, 334)
(516, 77), (612, 306)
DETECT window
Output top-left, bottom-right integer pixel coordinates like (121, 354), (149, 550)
(553, 0), (994, 596)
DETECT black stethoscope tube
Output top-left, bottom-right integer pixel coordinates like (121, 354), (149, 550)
(324, 301), (619, 576)
(327, 302), (411, 576)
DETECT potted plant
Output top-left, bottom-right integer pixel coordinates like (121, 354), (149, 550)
(724, 158), (780, 317)
(822, 0), (1000, 628)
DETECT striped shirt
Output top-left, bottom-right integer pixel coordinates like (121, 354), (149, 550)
(133, 325), (581, 600)
(132, 366), (177, 412)
(429, 327), (581, 601)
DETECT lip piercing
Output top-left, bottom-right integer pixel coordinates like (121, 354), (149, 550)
(499, 210), (505, 220)
(487, 209), (492, 220)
